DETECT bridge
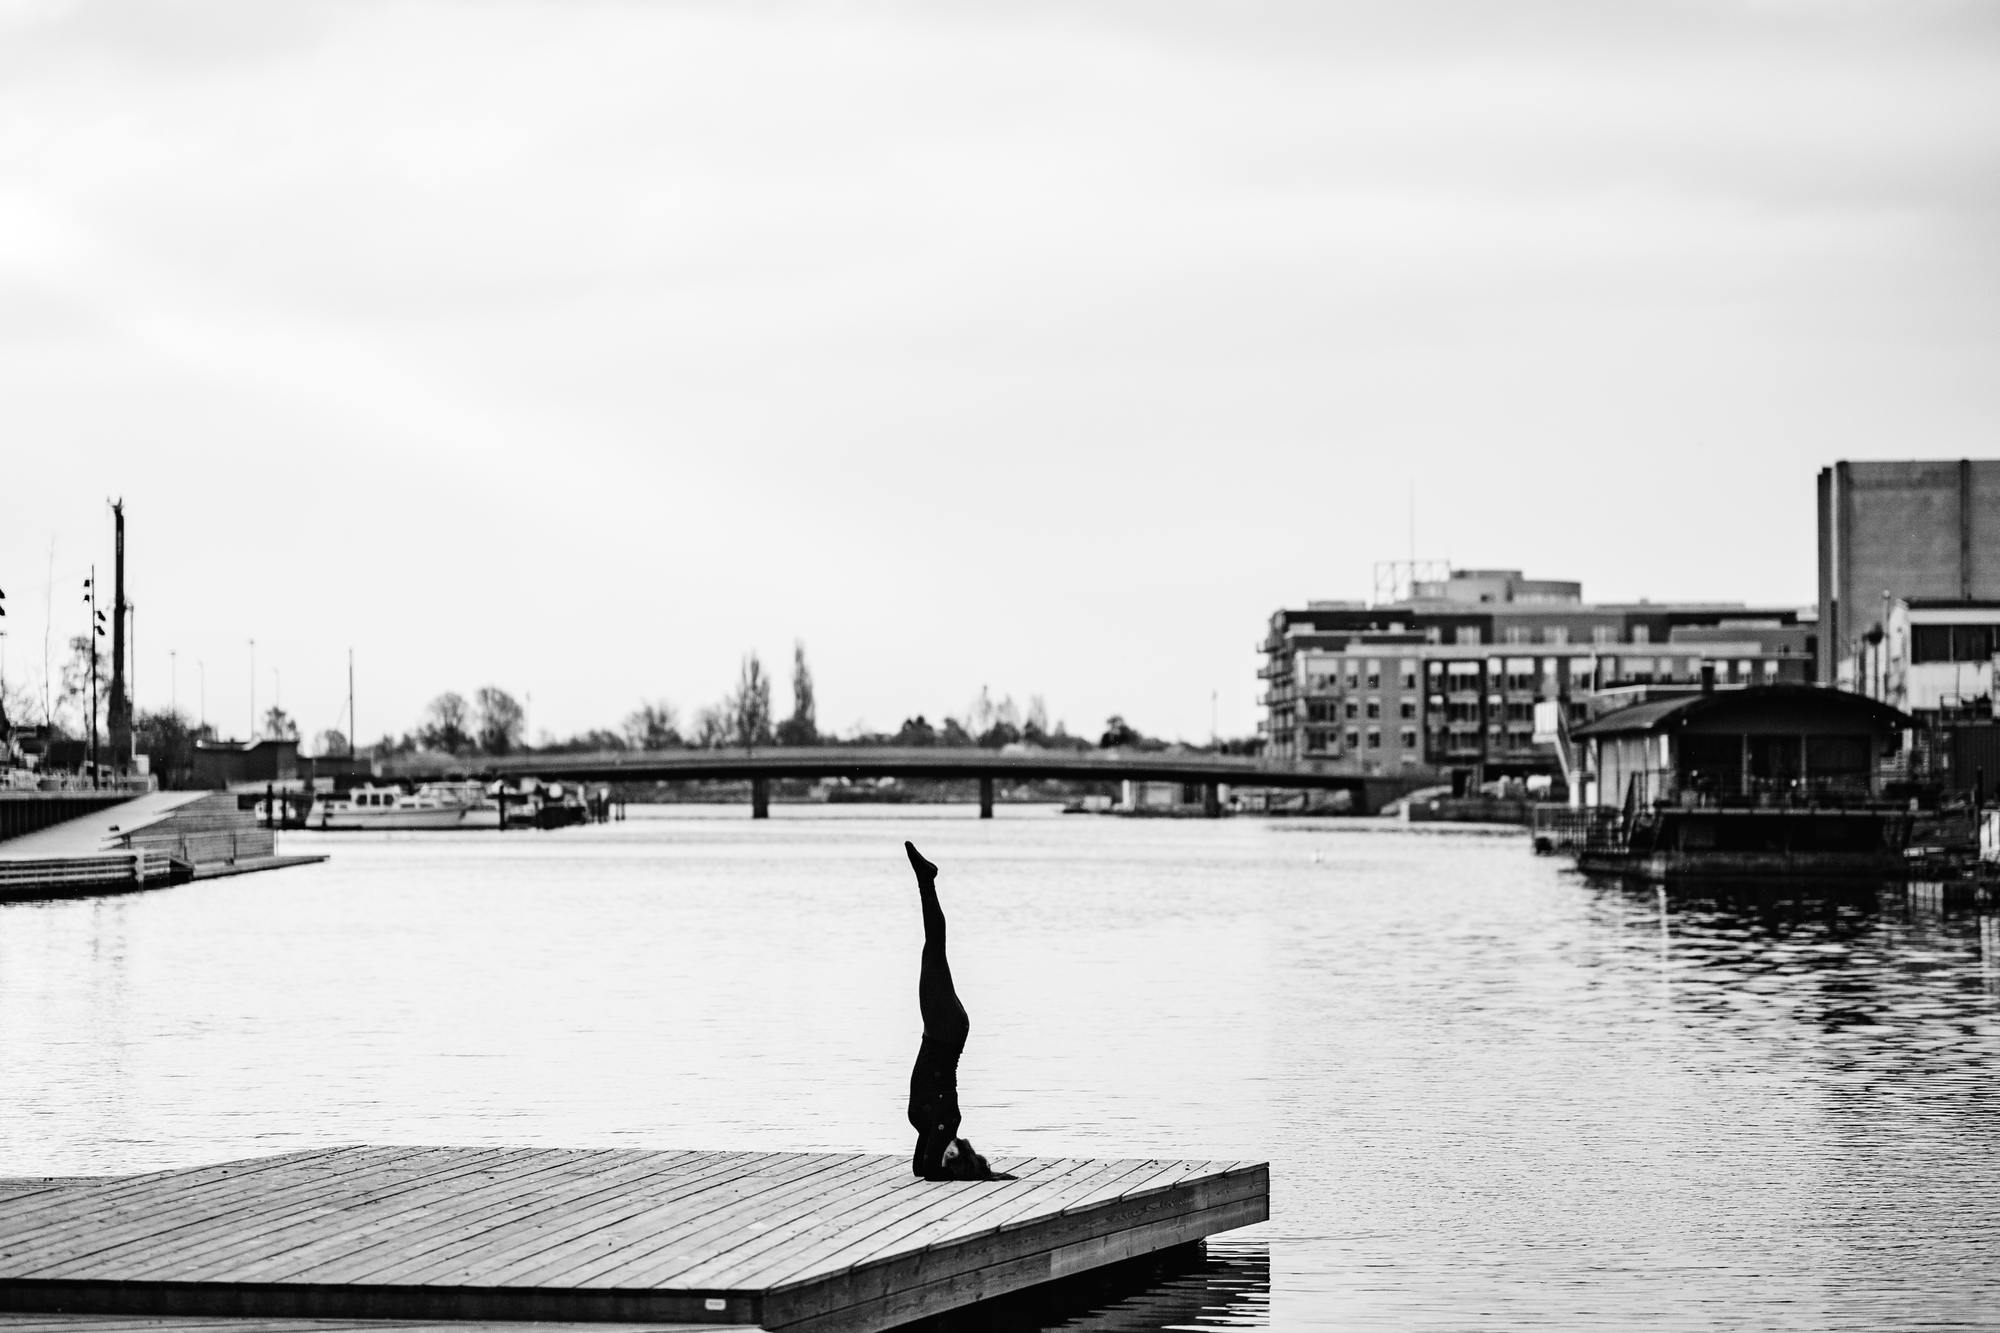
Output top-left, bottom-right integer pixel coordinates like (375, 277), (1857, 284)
(380, 746), (1437, 817)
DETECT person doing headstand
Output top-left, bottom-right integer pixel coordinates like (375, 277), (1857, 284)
(904, 840), (1009, 1181)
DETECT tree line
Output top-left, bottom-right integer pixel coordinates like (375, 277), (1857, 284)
(363, 642), (1197, 759)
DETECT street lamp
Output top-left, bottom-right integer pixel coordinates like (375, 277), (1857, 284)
(248, 638), (256, 739)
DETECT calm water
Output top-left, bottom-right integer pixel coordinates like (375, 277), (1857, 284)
(3, 807), (1997, 1330)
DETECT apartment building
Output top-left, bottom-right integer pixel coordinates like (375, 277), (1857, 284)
(1260, 570), (1814, 778)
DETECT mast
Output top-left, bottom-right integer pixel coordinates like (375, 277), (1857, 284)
(348, 648), (356, 757)
(108, 500), (131, 770)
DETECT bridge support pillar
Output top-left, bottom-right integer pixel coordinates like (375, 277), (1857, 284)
(1203, 782), (1221, 818)
(751, 777), (770, 820)
(978, 776), (994, 819)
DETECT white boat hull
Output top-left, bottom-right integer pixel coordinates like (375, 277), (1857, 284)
(313, 807), (480, 831)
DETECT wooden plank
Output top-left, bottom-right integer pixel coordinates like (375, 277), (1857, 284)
(711, 1163), (1029, 1293)
(582, 1154), (889, 1289)
(218, 1149), (628, 1283)
(655, 1156), (938, 1291)
(734, 1156), (1103, 1291)
(807, 1157), (1154, 1275)
(393, 1149), (767, 1286)
(0, 1321), (738, 1333)
(22, 1148), (517, 1281)
(0, 1312), (740, 1320)
(0, 1148), (360, 1231)
(102, 1147), (535, 1281)
(728, 1155), (1094, 1290)
(0, 1148), (420, 1272)
(302, 1149), (687, 1285)
(356, 1149), (729, 1287)
(515, 1153), (874, 1288)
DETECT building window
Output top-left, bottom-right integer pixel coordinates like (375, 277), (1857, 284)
(1763, 659), (1779, 678)
(1738, 659), (1753, 677)
(1366, 659), (1382, 688)
(1366, 727), (1382, 749)
(1399, 727), (1418, 750)
(1400, 660), (1418, 689)
(1504, 626), (1529, 645)
(1455, 626), (1481, 646)
(1400, 700), (1416, 721)
(1345, 729), (1360, 750)
(1545, 626), (1569, 646)
(1425, 627), (1443, 645)
(1592, 625), (1615, 645)
(1366, 698), (1382, 720)
(1631, 625), (1651, 645)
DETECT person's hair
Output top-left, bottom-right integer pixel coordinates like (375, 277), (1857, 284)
(945, 1137), (989, 1180)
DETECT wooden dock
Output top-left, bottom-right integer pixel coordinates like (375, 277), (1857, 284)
(0, 1147), (1267, 1333)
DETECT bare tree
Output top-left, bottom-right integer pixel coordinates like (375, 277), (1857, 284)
(474, 686), (526, 754)
(623, 700), (682, 749)
(262, 705), (299, 741)
(693, 702), (733, 748)
(418, 691), (472, 753)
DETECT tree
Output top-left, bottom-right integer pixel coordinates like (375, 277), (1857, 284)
(1025, 695), (1050, 739)
(894, 715), (938, 747)
(471, 686), (525, 755)
(729, 652), (774, 748)
(261, 706), (299, 741)
(417, 691), (472, 753)
(542, 727), (627, 754)
(134, 708), (205, 789)
(940, 717), (975, 748)
(56, 632), (101, 739)
(1100, 714), (1142, 748)
(622, 700), (682, 750)
(776, 640), (818, 746)
(693, 703), (733, 748)
(314, 728), (350, 757)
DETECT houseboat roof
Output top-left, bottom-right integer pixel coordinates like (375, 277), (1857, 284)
(1571, 685), (1909, 739)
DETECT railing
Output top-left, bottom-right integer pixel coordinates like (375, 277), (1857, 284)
(0, 772), (158, 794)
(1530, 805), (1628, 855)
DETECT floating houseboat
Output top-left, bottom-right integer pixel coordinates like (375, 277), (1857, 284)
(1541, 685), (1918, 881)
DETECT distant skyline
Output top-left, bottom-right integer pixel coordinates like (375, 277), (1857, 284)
(3, 0), (1997, 746)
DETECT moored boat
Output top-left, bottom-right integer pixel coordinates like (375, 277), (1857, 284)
(312, 783), (496, 831)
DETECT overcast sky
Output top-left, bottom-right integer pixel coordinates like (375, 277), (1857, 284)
(3, 0), (1997, 747)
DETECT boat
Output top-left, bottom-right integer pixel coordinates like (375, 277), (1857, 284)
(311, 782), (497, 831)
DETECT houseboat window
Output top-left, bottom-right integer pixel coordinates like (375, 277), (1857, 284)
(1455, 626), (1481, 646)
(1631, 625), (1651, 645)
(1545, 626), (1569, 645)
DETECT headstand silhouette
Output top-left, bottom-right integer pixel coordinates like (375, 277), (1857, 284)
(904, 840), (1010, 1181)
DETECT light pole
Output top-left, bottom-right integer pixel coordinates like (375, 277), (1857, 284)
(199, 659), (206, 735)
(170, 649), (177, 719)
(248, 638), (256, 739)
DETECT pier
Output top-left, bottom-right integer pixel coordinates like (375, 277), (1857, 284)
(0, 1146), (1266, 1333)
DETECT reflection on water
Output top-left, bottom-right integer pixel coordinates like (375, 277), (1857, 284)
(1, 808), (1996, 1330)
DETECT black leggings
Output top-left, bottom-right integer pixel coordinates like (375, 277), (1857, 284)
(908, 878), (969, 1177)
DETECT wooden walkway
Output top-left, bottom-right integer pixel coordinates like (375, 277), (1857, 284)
(0, 1147), (1267, 1333)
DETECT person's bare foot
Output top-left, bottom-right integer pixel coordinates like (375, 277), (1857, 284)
(904, 840), (938, 884)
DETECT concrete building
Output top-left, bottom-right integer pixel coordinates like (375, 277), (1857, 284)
(1881, 598), (2000, 724)
(1817, 459), (2000, 687)
(1260, 570), (1814, 779)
